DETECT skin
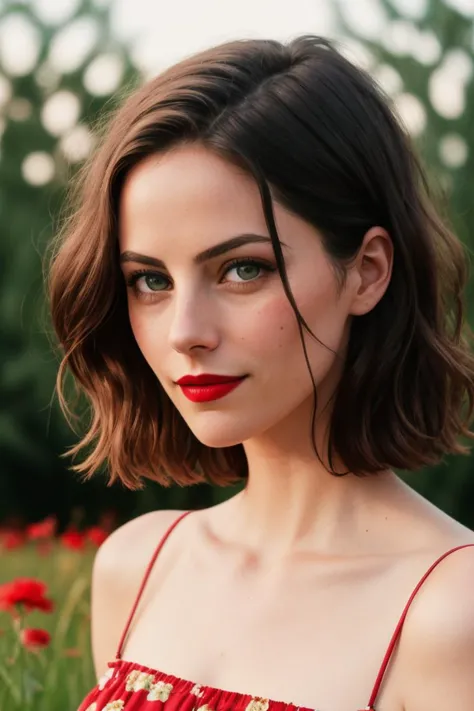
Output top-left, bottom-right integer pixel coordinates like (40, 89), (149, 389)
(93, 141), (474, 711)
(118, 141), (396, 555)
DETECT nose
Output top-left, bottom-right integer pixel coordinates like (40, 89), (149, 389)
(168, 288), (220, 354)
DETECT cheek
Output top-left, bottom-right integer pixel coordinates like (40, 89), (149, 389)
(244, 295), (302, 352)
(128, 308), (144, 343)
(127, 308), (162, 362)
(258, 280), (349, 375)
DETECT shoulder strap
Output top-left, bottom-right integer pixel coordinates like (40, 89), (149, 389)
(115, 510), (193, 660)
(364, 543), (474, 710)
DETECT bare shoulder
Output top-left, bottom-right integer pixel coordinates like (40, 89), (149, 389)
(90, 508), (188, 680)
(399, 543), (474, 711)
(92, 508), (187, 578)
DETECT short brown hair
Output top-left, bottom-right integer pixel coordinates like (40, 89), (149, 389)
(47, 35), (474, 490)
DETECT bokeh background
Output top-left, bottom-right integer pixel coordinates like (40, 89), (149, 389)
(1, 0), (474, 537)
(1, 0), (474, 707)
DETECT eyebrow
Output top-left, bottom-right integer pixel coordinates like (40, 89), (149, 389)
(119, 233), (289, 269)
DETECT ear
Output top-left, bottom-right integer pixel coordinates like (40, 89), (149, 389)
(348, 226), (394, 316)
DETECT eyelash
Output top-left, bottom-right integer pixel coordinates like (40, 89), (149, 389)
(125, 257), (277, 302)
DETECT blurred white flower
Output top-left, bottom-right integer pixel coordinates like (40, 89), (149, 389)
(428, 49), (472, 119)
(429, 69), (466, 119)
(48, 17), (100, 74)
(60, 124), (95, 162)
(83, 54), (124, 95)
(439, 134), (468, 168)
(35, 62), (62, 92)
(338, 0), (388, 39)
(388, 0), (428, 19)
(0, 13), (41, 76)
(443, 49), (473, 83)
(412, 30), (441, 65)
(382, 20), (417, 55)
(395, 92), (427, 135)
(41, 91), (81, 136)
(373, 64), (404, 96)
(30, 0), (81, 26)
(443, 0), (474, 16)
(22, 152), (55, 186)
(339, 38), (376, 71)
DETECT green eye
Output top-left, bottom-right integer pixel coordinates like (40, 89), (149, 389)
(231, 263), (261, 281)
(126, 270), (170, 295)
(223, 258), (276, 284)
(143, 275), (167, 291)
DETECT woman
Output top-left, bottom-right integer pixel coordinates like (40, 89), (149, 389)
(47, 35), (474, 711)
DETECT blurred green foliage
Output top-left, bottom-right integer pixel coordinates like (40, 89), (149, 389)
(0, 0), (473, 528)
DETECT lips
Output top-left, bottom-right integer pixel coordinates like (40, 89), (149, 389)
(176, 374), (247, 402)
(176, 374), (246, 386)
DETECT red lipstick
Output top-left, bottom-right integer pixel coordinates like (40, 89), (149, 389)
(176, 374), (247, 403)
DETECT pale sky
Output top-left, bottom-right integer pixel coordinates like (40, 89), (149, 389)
(111, 0), (337, 74)
(109, 0), (474, 75)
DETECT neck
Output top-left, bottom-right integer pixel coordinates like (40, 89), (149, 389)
(212, 396), (407, 561)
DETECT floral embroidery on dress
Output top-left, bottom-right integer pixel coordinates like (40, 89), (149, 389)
(98, 668), (115, 691)
(191, 684), (205, 698)
(245, 698), (270, 711)
(146, 680), (174, 701)
(102, 702), (125, 711)
(125, 669), (156, 692)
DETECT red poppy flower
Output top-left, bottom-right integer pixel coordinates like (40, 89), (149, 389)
(27, 516), (57, 540)
(1, 531), (25, 550)
(20, 627), (51, 650)
(0, 578), (54, 615)
(60, 530), (85, 551)
(86, 526), (109, 547)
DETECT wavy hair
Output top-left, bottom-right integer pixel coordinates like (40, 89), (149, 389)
(47, 35), (474, 490)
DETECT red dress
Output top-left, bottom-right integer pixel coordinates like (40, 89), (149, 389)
(77, 510), (474, 711)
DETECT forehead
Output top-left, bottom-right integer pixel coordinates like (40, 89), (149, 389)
(119, 143), (267, 237)
(118, 142), (328, 272)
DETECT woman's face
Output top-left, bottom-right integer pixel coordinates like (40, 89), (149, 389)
(118, 143), (361, 449)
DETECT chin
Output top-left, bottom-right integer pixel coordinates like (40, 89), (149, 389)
(190, 428), (246, 449)
(184, 413), (256, 449)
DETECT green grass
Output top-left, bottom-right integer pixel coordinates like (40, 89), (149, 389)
(0, 542), (98, 711)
